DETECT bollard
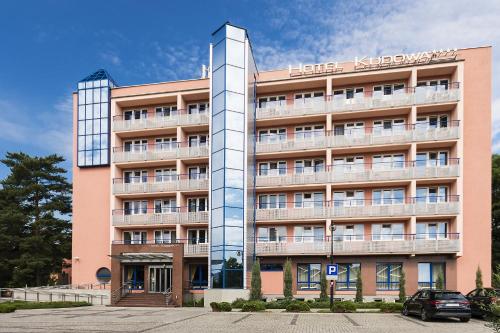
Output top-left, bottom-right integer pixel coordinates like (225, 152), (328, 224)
(100, 295), (103, 305)
(24, 290), (27, 301)
(50, 293), (52, 302)
(37, 292), (39, 302)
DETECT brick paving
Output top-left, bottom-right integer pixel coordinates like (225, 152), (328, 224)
(0, 306), (492, 332)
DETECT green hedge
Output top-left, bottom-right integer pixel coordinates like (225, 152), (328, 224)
(331, 301), (357, 313)
(286, 301), (311, 312)
(183, 298), (204, 307)
(0, 301), (91, 313)
(231, 298), (247, 309)
(378, 302), (403, 313)
(241, 301), (266, 312)
(210, 302), (232, 312)
(0, 304), (16, 313)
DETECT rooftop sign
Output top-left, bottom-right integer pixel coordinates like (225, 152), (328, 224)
(288, 48), (458, 76)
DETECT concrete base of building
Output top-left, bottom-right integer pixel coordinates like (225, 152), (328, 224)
(203, 288), (249, 308)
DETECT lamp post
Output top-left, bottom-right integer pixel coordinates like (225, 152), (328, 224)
(329, 223), (336, 308)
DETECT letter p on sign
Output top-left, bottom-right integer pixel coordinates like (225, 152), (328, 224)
(326, 264), (338, 280)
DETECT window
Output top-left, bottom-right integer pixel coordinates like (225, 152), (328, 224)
(373, 119), (405, 136)
(258, 194), (286, 209)
(124, 109), (147, 121)
(155, 105), (178, 117)
(96, 267), (111, 284)
(154, 198), (177, 213)
(155, 137), (177, 150)
(295, 125), (324, 139)
(373, 83), (405, 98)
(337, 263), (360, 290)
(124, 201), (147, 215)
(155, 168), (177, 182)
(294, 226), (324, 242)
(154, 230), (176, 244)
(416, 186), (448, 203)
(416, 79), (449, 92)
(333, 191), (364, 207)
(415, 115), (449, 130)
(372, 154), (405, 170)
(188, 197), (208, 212)
(124, 140), (147, 152)
(188, 135), (208, 147)
(333, 156), (364, 172)
(334, 122), (365, 137)
(259, 161), (287, 176)
(376, 263), (402, 290)
(260, 263), (283, 271)
(124, 231), (147, 245)
(372, 188), (405, 205)
(294, 92), (324, 105)
(333, 224), (364, 241)
(124, 170), (148, 183)
(333, 88), (364, 100)
(372, 223), (404, 241)
(416, 222), (448, 240)
(297, 263), (321, 290)
(257, 226), (287, 242)
(188, 166), (208, 180)
(418, 263), (445, 289)
(416, 151), (449, 167)
(258, 128), (286, 143)
(188, 229), (207, 244)
(295, 159), (324, 174)
(258, 95), (286, 109)
(189, 264), (208, 289)
(187, 102), (209, 115)
(294, 192), (324, 208)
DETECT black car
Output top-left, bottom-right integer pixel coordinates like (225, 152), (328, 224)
(466, 288), (500, 318)
(402, 290), (471, 322)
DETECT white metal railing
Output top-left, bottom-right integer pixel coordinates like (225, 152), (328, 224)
(112, 211), (208, 226)
(113, 146), (209, 163)
(112, 178), (208, 195)
(414, 88), (460, 105)
(256, 136), (328, 154)
(113, 111), (209, 132)
(184, 243), (209, 256)
(256, 171), (330, 187)
(256, 207), (329, 221)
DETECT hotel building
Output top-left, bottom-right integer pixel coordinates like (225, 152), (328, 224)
(72, 23), (492, 306)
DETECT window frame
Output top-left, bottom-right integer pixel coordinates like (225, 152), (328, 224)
(297, 263), (322, 290)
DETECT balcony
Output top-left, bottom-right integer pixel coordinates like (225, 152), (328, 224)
(255, 84), (460, 120)
(256, 135), (329, 154)
(113, 143), (209, 163)
(255, 234), (460, 256)
(184, 243), (209, 257)
(113, 110), (209, 132)
(112, 208), (208, 226)
(112, 176), (208, 195)
(111, 239), (209, 257)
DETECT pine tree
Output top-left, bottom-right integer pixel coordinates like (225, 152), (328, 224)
(493, 264), (500, 289)
(398, 268), (406, 302)
(319, 266), (328, 301)
(1, 152), (72, 287)
(355, 268), (363, 302)
(435, 272), (445, 289)
(250, 259), (262, 300)
(476, 266), (484, 289)
(283, 259), (293, 299)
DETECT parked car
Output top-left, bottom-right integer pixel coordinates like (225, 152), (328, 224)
(402, 290), (471, 322)
(466, 288), (500, 318)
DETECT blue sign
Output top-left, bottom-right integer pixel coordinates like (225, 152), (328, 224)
(326, 264), (338, 280)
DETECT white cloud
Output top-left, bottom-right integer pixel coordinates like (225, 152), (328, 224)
(254, 0), (500, 151)
(100, 51), (122, 66)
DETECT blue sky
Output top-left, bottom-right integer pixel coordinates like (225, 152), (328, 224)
(0, 0), (499, 180)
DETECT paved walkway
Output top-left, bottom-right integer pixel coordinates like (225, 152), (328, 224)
(0, 306), (492, 332)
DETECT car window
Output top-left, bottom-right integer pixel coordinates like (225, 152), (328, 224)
(433, 292), (466, 300)
(420, 290), (429, 299)
(477, 289), (487, 297)
(466, 290), (476, 297)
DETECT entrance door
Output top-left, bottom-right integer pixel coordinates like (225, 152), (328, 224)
(124, 265), (145, 290)
(149, 265), (172, 293)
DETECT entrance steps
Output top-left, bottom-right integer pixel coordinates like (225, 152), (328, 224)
(114, 292), (174, 307)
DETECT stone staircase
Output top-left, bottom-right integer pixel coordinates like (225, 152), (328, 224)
(114, 292), (172, 307)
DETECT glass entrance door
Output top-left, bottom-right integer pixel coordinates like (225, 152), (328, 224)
(149, 265), (172, 293)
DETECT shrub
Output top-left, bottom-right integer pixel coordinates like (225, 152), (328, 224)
(285, 300), (310, 312)
(379, 302), (403, 313)
(331, 301), (356, 313)
(210, 302), (232, 312)
(250, 260), (262, 301)
(476, 266), (484, 289)
(308, 301), (330, 309)
(184, 298), (204, 307)
(436, 272), (445, 290)
(398, 269), (406, 302)
(283, 259), (293, 299)
(319, 267), (328, 301)
(241, 301), (266, 312)
(265, 299), (292, 309)
(231, 298), (247, 309)
(0, 301), (90, 313)
(355, 269), (363, 303)
(0, 304), (16, 313)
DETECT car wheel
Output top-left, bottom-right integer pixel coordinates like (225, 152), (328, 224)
(421, 309), (430, 321)
(460, 317), (470, 323)
(402, 306), (409, 316)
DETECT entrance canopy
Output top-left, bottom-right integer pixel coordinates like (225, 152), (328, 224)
(110, 252), (173, 263)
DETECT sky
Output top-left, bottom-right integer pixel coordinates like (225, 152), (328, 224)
(0, 0), (499, 180)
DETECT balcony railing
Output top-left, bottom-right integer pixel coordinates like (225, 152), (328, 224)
(255, 84), (460, 120)
(112, 208), (208, 226)
(255, 233), (460, 255)
(255, 159), (459, 187)
(111, 239), (209, 257)
(113, 143), (209, 163)
(113, 109), (209, 132)
(113, 175), (208, 195)
(256, 196), (460, 221)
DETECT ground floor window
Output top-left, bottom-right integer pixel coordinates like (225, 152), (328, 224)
(189, 264), (208, 289)
(418, 262), (445, 289)
(297, 263), (321, 290)
(260, 263), (283, 271)
(376, 263), (402, 290)
(336, 263), (360, 290)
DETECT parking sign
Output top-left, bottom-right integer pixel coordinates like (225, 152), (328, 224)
(326, 264), (338, 280)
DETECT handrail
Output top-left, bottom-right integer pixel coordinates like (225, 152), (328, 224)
(111, 283), (130, 304)
(0, 287), (109, 305)
(164, 287), (172, 305)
